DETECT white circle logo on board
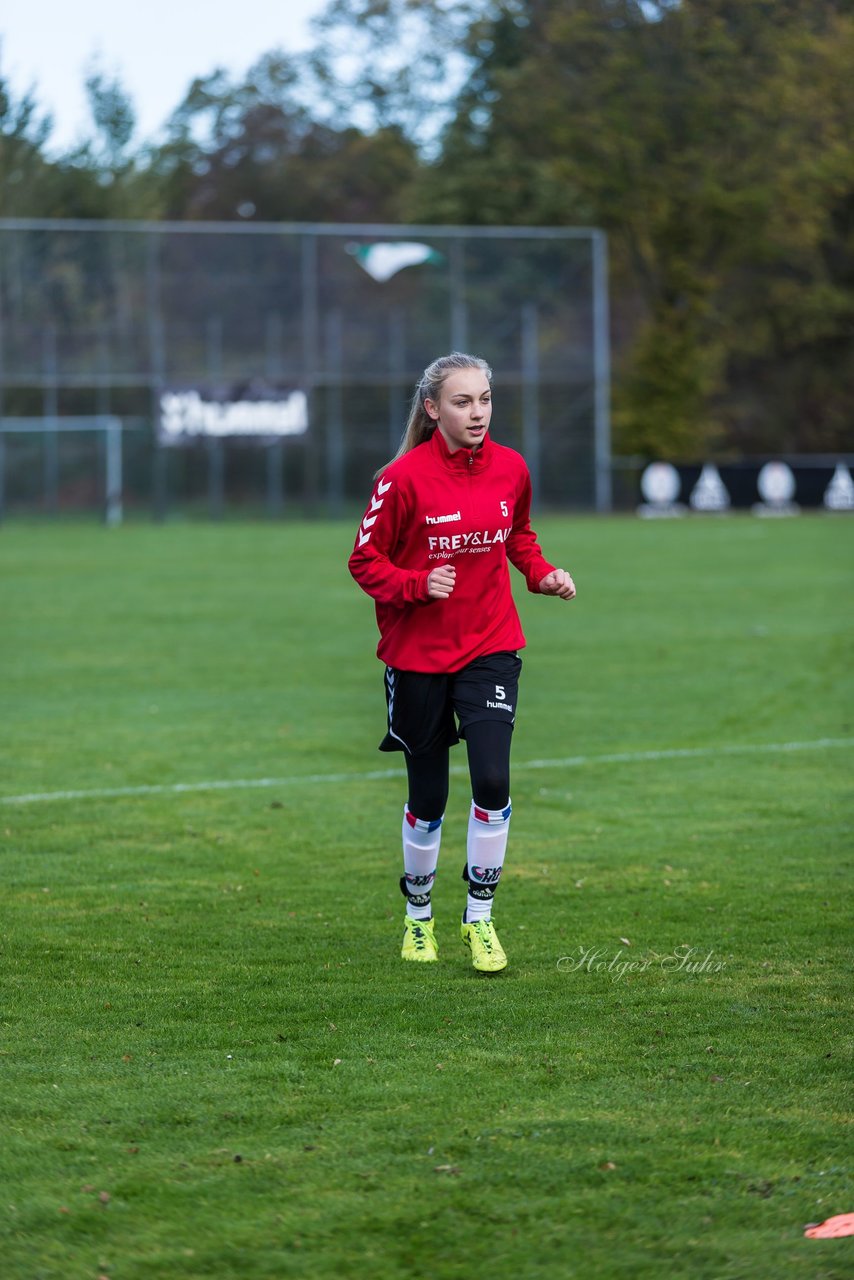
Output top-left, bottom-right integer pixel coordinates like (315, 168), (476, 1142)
(641, 462), (681, 505)
(757, 462), (795, 504)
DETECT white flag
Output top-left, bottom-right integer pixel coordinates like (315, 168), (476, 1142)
(349, 242), (443, 282)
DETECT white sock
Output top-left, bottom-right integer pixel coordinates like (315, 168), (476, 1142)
(401, 805), (443, 920)
(463, 799), (511, 922)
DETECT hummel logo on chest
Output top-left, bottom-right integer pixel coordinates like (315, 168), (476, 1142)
(425, 510), (461, 525)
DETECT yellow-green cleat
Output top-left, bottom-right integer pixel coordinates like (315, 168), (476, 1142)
(401, 915), (439, 962)
(460, 918), (507, 973)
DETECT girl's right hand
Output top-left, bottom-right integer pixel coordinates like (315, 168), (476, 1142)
(427, 564), (456, 599)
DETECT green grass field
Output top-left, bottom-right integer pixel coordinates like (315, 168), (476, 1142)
(1, 514), (852, 1280)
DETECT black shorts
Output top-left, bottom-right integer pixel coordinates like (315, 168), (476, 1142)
(380, 651), (522, 756)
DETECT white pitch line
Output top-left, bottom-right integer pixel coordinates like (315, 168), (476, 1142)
(1, 737), (851, 807)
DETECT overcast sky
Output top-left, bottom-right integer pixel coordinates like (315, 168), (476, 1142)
(1, 0), (329, 153)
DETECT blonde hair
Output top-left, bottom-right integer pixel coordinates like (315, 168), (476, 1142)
(375, 351), (493, 477)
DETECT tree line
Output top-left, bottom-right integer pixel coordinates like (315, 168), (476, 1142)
(2, 0), (851, 458)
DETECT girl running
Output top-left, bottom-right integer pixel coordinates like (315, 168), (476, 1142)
(348, 352), (576, 972)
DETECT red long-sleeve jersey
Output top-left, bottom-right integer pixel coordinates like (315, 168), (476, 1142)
(348, 428), (555, 673)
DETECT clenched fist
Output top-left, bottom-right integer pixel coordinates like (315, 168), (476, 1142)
(427, 564), (457, 599)
(538, 568), (576, 600)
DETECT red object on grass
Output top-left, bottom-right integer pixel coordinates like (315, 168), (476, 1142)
(804, 1213), (854, 1239)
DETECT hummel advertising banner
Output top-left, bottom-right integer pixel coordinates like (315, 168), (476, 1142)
(158, 385), (309, 446)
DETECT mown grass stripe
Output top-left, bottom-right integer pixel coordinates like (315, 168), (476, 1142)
(2, 735), (850, 806)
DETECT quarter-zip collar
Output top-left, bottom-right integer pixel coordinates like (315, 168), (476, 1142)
(428, 426), (494, 474)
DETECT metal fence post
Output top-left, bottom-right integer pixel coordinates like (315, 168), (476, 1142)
(325, 309), (344, 515)
(301, 232), (319, 515)
(388, 307), (406, 459)
(43, 324), (59, 513)
(0, 283), (5, 525)
(105, 417), (123, 527)
(206, 315), (225, 520)
(147, 231), (168, 521)
(450, 238), (468, 352)
(97, 326), (114, 524)
(265, 312), (285, 517)
(521, 303), (541, 508)
(592, 229), (612, 513)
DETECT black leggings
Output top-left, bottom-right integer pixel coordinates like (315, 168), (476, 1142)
(405, 720), (513, 820)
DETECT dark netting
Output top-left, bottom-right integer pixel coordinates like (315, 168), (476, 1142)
(0, 221), (609, 517)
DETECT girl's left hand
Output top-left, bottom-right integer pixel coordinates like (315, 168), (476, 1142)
(539, 569), (576, 600)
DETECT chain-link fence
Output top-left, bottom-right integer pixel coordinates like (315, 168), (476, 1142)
(0, 219), (610, 519)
